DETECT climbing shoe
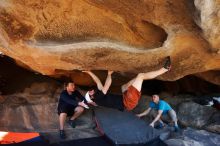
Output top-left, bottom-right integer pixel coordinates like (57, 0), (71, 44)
(174, 125), (180, 132)
(155, 123), (165, 129)
(163, 56), (171, 70)
(68, 120), (76, 128)
(59, 130), (66, 139)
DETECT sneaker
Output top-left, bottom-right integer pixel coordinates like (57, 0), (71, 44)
(174, 125), (180, 132)
(59, 130), (66, 139)
(163, 56), (171, 70)
(68, 120), (76, 128)
(155, 123), (165, 129)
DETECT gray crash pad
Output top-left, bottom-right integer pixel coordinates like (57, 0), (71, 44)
(94, 107), (165, 146)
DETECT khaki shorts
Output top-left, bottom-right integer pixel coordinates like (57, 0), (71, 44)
(150, 109), (177, 122)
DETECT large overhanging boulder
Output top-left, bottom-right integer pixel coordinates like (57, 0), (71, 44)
(0, 0), (220, 85)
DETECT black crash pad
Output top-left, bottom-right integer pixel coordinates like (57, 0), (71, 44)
(94, 107), (166, 146)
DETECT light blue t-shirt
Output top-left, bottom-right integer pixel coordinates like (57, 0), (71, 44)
(149, 100), (172, 114)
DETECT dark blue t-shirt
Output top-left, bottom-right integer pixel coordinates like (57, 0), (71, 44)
(58, 90), (85, 107)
